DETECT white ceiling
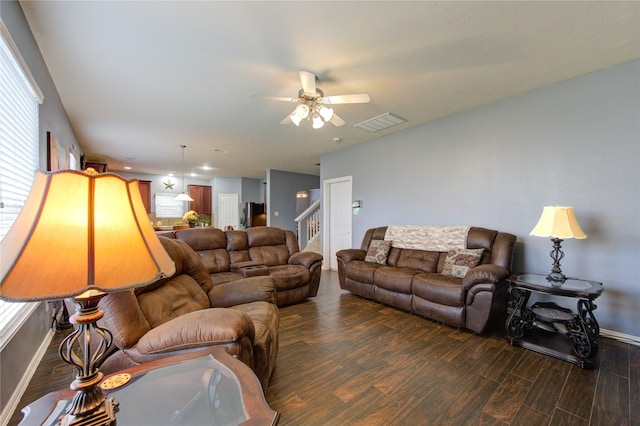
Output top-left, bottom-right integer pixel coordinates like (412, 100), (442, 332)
(19, 1), (640, 179)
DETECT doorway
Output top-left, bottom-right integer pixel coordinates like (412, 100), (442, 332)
(322, 176), (352, 270)
(218, 194), (239, 230)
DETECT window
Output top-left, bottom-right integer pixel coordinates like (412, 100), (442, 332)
(0, 20), (44, 348)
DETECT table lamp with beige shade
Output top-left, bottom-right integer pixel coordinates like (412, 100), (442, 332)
(0, 169), (175, 426)
(530, 205), (587, 282)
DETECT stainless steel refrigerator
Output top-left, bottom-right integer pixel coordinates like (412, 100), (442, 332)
(241, 202), (266, 228)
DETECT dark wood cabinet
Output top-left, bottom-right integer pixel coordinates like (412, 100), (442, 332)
(83, 161), (108, 173)
(138, 180), (152, 213)
(188, 185), (212, 215)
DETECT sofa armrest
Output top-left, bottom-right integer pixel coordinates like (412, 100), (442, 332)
(136, 308), (255, 354)
(289, 251), (323, 269)
(336, 248), (366, 263)
(209, 277), (276, 308)
(462, 264), (509, 291)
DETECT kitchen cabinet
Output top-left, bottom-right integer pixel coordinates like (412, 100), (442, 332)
(188, 185), (212, 215)
(138, 180), (151, 213)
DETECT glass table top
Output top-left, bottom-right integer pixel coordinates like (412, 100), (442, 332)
(511, 273), (603, 297)
(45, 355), (248, 426)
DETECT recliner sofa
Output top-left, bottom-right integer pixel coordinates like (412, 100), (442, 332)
(337, 226), (516, 334)
(161, 226), (323, 307)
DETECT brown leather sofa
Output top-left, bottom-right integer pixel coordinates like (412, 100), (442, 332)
(160, 226), (323, 307)
(336, 226), (516, 334)
(97, 236), (279, 389)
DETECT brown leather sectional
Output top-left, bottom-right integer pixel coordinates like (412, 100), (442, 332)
(337, 226), (516, 334)
(160, 226), (324, 307)
(97, 236), (279, 389)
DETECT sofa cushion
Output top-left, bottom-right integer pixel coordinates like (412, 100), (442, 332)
(345, 260), (382, 284)
(365, 239), (391, 264)
(246, 226), (287, 247)
(136, 308), (255, 354)
(210, 272), (244, 286)
(374, 266), (420, 294)
(99, 290), (151, 349)
(441, 248), (484, 278)
(390, 249), (440, 273)
(249, 245), (290, 266)
(413, 273), (465, 307)
(232, 301), (279, 387)
(137, 275), (210, 328)
(268, 265), (311, 290)
(173, 226), (231, 273)
(226, 230), (252, 263)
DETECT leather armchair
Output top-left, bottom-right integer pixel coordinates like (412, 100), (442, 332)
(97, 236), (279, 389)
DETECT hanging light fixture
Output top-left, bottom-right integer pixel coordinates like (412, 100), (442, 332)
(287, 88), (335, 129)
(175, 145), (194, 202)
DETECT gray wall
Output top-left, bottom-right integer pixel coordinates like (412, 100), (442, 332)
(241, 177), (263, 204)
(321, 59), (640, 337)
(0, 0), (79, 416)
(267, 169), (320, 232)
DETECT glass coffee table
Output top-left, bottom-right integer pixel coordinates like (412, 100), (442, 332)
(20, 347), (279, 425)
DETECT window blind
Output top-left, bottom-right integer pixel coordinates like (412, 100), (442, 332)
(0, 21), (43, 347)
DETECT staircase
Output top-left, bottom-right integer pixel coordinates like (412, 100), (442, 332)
(295, 200), (320, 253)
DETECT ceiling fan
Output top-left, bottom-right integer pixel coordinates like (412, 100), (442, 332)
(252, 71), (370, 129)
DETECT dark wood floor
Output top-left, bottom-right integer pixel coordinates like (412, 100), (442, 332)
(9, 271), (638, 425)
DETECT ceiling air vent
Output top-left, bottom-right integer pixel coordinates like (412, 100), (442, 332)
(354, 112), (407, 132)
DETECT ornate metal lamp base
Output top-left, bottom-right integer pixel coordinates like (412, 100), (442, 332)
(57, 292), (119, 426)
(546, 238), (567, 282)
(58, 397), (118, 426)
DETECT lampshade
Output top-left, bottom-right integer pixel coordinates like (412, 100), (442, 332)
(312, 114), (325, 129)
(319, 106), (334, 121)
(294, 103), (310, 119)
(530, 206), (587, 239)
(0, 170), (176, 301)
(175, 192), (194, 201)
(290, 112), (303, 126)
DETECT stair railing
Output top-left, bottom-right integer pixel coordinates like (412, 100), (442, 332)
(294, 200), (320, 251)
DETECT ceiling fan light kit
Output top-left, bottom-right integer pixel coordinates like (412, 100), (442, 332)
(256, 70), (370, 129)
(312, 114), (325, 129)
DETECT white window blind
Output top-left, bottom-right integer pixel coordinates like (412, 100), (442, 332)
(0, 20), (44, 347)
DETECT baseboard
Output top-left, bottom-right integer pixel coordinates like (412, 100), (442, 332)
(1, 328), (55, 426)
(601, 328), (640, 346)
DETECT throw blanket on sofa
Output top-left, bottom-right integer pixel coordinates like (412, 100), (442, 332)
(385, 225), (470, 252)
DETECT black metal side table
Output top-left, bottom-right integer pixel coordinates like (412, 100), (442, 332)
(505, 273), (604, 368)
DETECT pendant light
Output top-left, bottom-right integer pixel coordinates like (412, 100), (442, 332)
(175, 145), (194, 201)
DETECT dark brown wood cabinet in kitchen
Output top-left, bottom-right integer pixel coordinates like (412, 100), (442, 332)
(138, 180), (152, 213)
(188, 184), (212, 215)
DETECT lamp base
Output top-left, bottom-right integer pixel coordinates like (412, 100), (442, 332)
(546, 271), (567, 283)
(58, 397), (118, 426)
(57, 292), (118, 426)
(547, 238), (567, 283)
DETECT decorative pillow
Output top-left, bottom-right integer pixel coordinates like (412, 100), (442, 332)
(365, 239), (392, 264)
(441, 248), (484, 278)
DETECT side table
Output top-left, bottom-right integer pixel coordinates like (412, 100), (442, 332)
(20, 347), (279, 425)
(505, 273), (603, 368)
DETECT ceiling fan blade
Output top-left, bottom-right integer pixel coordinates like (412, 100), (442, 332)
(299, 71), (316, 95)
(323, 94), (371, 104)
(280, 114), (293, 125)
(251, 95), (298, 102)
(329, 113), (345, 127)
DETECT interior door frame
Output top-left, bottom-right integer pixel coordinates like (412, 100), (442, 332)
(322, 176), (353, 270)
